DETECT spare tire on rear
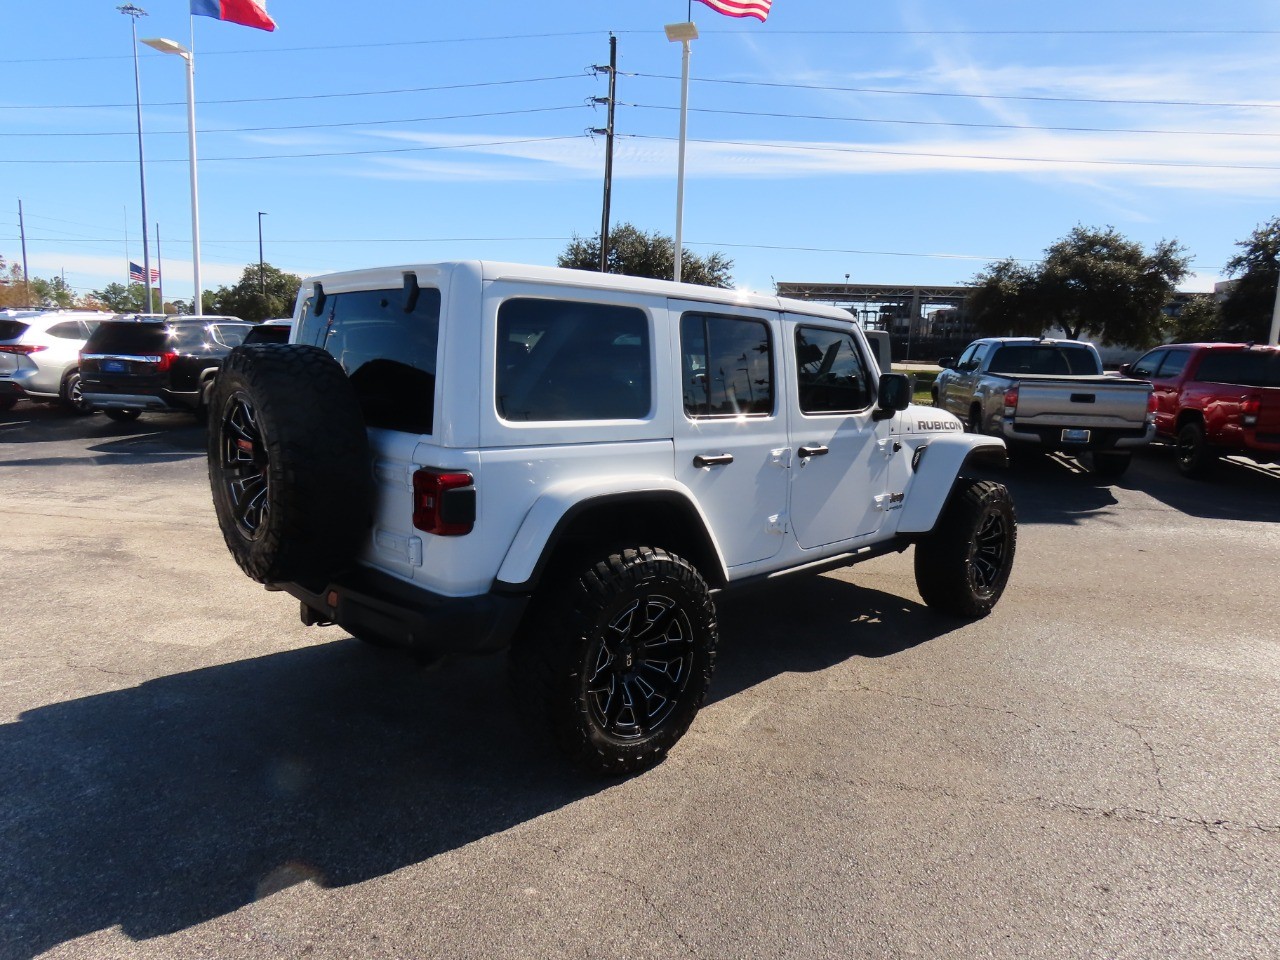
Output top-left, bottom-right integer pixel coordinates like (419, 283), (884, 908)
(208, 344), (372, 586)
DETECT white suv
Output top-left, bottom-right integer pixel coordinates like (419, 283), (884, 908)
(0, 310), (113, 414)
(208, 261), (1016, 775)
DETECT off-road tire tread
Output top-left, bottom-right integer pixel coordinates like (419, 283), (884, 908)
(208, 343), (372, 585)
(512, 546), (718, 777)
(914, 478), (1016, 619)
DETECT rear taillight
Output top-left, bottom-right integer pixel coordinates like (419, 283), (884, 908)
(412, 469), (475, 536)
(1003, 386), (1019, 417)
(0, 344), (46, 355)
(1147, 392), (1158, 415)
(1241, 397), (1260, 428)
(156, 351), (179, 372)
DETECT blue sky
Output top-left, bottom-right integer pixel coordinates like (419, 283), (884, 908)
(5, 1), (1280, 304)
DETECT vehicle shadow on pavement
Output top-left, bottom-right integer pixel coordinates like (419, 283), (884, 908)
(0, 412), (204, 466)
(0, 576), (945, 958)
(1126, 446), (1280, 522)
(967, 454), (1122, 528)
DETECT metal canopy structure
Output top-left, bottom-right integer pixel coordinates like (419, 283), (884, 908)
(775, 281), (973, 335)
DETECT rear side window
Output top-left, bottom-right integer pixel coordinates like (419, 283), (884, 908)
(0, 321), (30, 341)
(496, 298), (650, 421)
(298, 286), (441, 434)
(1195, 350), (1280, 387)
(83, 322), (168, 355)
(45, 321), (84, 340)
(795, 326), (872, 414)
(988, 345), (1099, 375)
(681, 312), (774, 417)
(210, 324), (250, 348)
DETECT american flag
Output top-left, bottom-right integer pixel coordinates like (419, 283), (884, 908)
(694, 0), (772, 21)
(129, 261), (159, 284)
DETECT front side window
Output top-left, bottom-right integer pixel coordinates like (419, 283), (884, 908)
(299, 286), (441, 434)
(795, 326), (872, 414)
(956, 344), (979, 370)
(1155, 350), (1189, 378)
(496, 298), (650, 422)
(1130, 350), (1166, 379)
(680, 313), (773, 418)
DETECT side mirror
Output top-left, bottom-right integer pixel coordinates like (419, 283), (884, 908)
(938, 356), (956, 370)
(873, 372), (912, 421)
(1118, 363), (1132, 376)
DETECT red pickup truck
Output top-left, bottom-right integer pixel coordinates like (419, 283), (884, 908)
(1121, 343), (1280, 477)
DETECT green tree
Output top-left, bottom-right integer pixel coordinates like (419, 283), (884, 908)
(1170, 295), (1221, 342)
(203, 262), (303, 321)
(90, 282), (158, 313)
(0, 255), (26, 309)
(558, 223), (734, 288)
(1219, 217), (1280, 342)
(968, 226), (1190, 347)
(28, 275), (78, 309)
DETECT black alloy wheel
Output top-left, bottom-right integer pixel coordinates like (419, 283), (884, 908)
(219, 392), (270, 540)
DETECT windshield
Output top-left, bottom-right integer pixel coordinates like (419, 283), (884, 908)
(987, 344), (1099, 376)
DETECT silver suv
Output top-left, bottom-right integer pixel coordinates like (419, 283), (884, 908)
(0, 310), (112, 414)
(207, 261), (1017, 775)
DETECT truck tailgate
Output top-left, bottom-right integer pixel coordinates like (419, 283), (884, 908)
(1013, 375), (1152, 428)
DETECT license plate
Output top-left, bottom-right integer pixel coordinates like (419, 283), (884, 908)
(1061, 428), (1091, 443)
(102, 360), (126, 373)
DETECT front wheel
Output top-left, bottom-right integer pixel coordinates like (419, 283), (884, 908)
(512, 547), (718, 776)
(914, 479), (1017, 618)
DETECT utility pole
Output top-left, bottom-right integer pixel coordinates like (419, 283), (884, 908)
(18, 198), (30, 306)
(590, 35), (618, 273)
(257, 211), (267, 294)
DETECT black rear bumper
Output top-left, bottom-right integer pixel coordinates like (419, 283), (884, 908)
(275, 566), (530, 656)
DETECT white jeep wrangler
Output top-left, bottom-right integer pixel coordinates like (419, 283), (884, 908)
(208, 261), (1015, 775)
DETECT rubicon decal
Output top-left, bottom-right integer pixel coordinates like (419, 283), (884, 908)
(916, 419), (962, 432)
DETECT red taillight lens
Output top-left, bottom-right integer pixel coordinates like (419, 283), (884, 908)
(1003, 386), (1019, 415)
(156, 351), (178, 372)
(1241, 397), (1260, 427)
(1147, 392), (1158, 415)
(0, 344), (46, 355)
(412, 469), (475, 536)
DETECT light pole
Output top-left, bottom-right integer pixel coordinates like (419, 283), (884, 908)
(664, 20), (698, 283)
(141, 36), (202, 316)
(257, 212), (267, 294)
(120, 3), (153, 314)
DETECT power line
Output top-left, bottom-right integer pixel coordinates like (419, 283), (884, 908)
(5, 28), (1277, 64)
(628, 72), (1280, 110)
(623, 133), (1280, 172)
(0, 104), (588, 138)
(0, 134), (586, 165)
(0, 75), (587, 111)
(626, 102), (1280, 139)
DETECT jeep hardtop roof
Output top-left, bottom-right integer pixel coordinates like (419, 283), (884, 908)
(297, 260), (858, 326)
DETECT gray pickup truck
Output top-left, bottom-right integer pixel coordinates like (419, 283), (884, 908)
(932, 337), (1155, 478)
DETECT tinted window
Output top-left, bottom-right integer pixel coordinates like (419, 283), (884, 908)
(46, 321), (84, 340)
(988, 344), (1099, 375)
(496, 298), (650, 422)
(299, 286), (441, 434)
(211, 323), (251, 348)
(83, 322), (168, 354)
(681, 313), (773, 417)
(1155, 350), (1189, 378)
(243, 324), (291, 345)
(1130, 350), (1166, 378)
(0, 321), (30, 341)
(956, 344), (978, 369)
(795, 326), (872, 414)
(1195, 350), (1280, 388)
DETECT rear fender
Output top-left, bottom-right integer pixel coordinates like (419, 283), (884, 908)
(896, 434), (1007, 534)
(494, 476), (727, 591)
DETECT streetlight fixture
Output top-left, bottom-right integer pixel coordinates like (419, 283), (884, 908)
(664, 19), (698, 283)
(257, 212), (268, 294)
(119, 3), (154, 314)
(141, 36), (202, 317)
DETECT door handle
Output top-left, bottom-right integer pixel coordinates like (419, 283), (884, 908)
(797, 445), (829, 459)
(693, 453), (734, 468)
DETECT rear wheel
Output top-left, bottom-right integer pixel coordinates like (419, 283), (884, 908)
(512, 546), (718, 776)
(0, 397), (16, 413)
(1176, 421), (1217, 479)
(1090, 450), (1131, 479)
(915, 479), (1017, 618)
(60, 370), (94, 416)
(103, 408), (141, 423)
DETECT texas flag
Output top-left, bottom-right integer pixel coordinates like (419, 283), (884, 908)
(191, 0), (276, 32)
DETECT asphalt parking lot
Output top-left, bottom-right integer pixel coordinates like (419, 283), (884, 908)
(2, 399), (1278, 960)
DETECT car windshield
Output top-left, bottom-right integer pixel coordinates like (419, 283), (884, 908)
(987, 344), (1099, 375)
(1195, 350), (1280, 387)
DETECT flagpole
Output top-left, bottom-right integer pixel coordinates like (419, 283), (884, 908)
(665, 20), (699, 283)
(121, 4), (154, 314)
(155, 222), (163, 310)
(188, 15), (203, 316)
